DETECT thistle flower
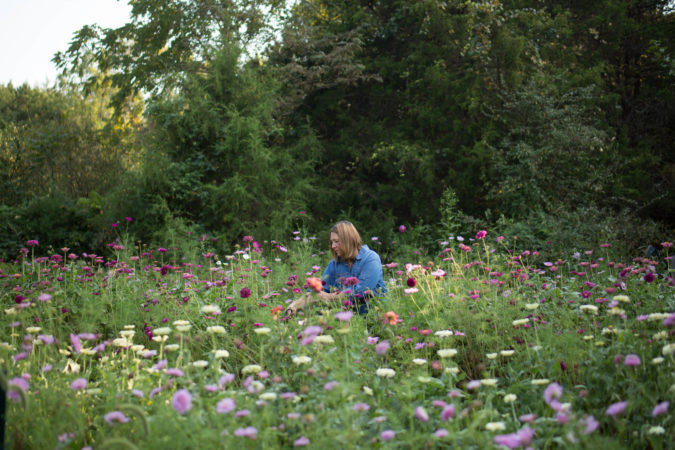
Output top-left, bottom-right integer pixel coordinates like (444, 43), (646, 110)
(605, 400), (627, 417)
(104, 411), (130, 424)
(172, 389), (192, 414)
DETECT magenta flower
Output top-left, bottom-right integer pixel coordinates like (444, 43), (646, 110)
(493, 427), (535, 449)
(407, 277), (417, 287)
(70, 334), (82, 354)
(381, 430), (395, 441)
(399, 225), (406, 233)
(475, 230), (487, 240)
(172, 389), (192, 414)
(26, 240), (39, 246)
(643, 272), (655, 283)
(623, 354), (641, 366)
(605, 400), (628, 417)
(217, 398), (236, 414)
(375, 340), (390, 356)
(293, 436), (310, 447)
(71, 378), (88, 390)
(651, 401), (669, 417)
(240, 287), (251, 298)
(104, 411), (130, 424)
(415, 406), (429, 422)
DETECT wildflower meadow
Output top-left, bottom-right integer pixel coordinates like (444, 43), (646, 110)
(2, 228), (673, 449)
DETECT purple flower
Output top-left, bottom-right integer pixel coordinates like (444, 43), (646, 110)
(240, 287), (251, 298)
(643, 272), (655, 283)
(172, 389), (192, 414)
(71, 378), (88, 390)
(467, 380), (481, 390)
(494, 427), (535, 449)
(415, 406), (429, 422)
(582, 415), (599, 434)
(234, 426), (257, 439)
(294, 436), (310, 447)
(381, 430), (395, 441)
(651, 401), (669, 417)
(441, 404), (455, 421)
(324, 381), (339, 391)
(543, 382), (563, 406)
(407, 277), (417, 287)
(335, 311), (354, 322)
(217, 398), (236, 414)
(70, 334), (82, 354)
(7, 377), (28, 401)
(104, 411), (130, 424)
(434, 429), (449, 438)
(605, 400), (628, 417)
(166, 368), (184, 377)
(663, 314), (675, 327)
(623, 354), (641, 366)
(376, 340), (390, 356)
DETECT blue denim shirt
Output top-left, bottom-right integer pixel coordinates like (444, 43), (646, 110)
(322, 244), (387, 299)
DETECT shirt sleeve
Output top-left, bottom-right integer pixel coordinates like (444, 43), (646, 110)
(352, 251), (385, 298)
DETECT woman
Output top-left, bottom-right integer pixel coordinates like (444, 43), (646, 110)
(286, 221), (387, 315)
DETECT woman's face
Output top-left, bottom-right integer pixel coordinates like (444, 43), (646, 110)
(330, 232), (341, 257)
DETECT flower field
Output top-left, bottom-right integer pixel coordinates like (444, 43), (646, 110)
(1, 231), (673, 449)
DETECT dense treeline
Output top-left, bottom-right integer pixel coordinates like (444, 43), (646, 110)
(1, 0), (673, 258)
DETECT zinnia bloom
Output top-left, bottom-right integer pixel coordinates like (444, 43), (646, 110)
(605, 400), (627, 417)
(623, 354), (641, 366)
(306, 277), (323, 292)
(407, 277), (417, 287)
(381, 430), (395, 441)
(71, 378), (87, 390)
(240, 287), (251, 298)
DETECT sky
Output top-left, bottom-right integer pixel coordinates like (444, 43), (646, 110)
(0, 0), (132, 87)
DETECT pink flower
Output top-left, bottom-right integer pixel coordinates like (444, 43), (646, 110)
(70, 334), (82, 354)
(334, 311), (353, 322)
(543, 382), (563, 406)
(441, 404), (455, 421)
(234, 426), (257, 439)
(494, 427), (535, 449)
(104, 411), (130, 424)
(324, 381), (339, 391)
(240, 287), (251, 298)
(375, 340), (390, 355)
(217, 398), (236, 414)
(71, 378), (88, 390)
(353, 403), (370, 412)
(26, 240), (39, 246)
(519, 414), (537, 423)
(381, 430), (395, 441)
(172, 389), (192, 414)
(651, 401), (669, 417)
(467, 380), (481, 390)
(434, 429), (449, 438)
(415, 406), (429, 422)
(294, 436), (310, 446)
(623, 354), (641, 366)
(605, 400), (627, 417)
(475, 230), (487, 240)
(399, 225), (407, 233)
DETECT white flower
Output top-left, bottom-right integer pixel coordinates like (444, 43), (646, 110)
(437, 348), (458, 358)
(152, 335), (168, 343)
(531, 345), (543, 351)
(131, 345), (146, 352)
(648, 313), (669, 321)
(500, 350), (515, 357)
(504, 394), (517, 403)
(254, 327), (271, 335)
(81, 348), (97, 356)
(613, 295), (630, 303)
(201, 305), (221, 315)
(512, 318), (529, 326)
(26, 326), (42, 334)
(119, 330), (135, 338)
(241, 364), (262, 374)
(486, 353), (498, 360)
(608, 307), (625, 316)
(412, 358), (427, 365)
(652, 331), (667, 341)
(123, 325), (135, 330)
(292, 355), (312, 365)
(485, 422), (506, 431)
(445, 367), (460, 375)
(165, 344), (179, 352)
(259, 392), (277, 401)
(601, 327), (617, 335)
(176, 325), (192, 332)
(113, 338), (131, 347)
(651, 357), (664, 365)
(313, 335), (335, 344)
(531, 379), (550, 385)
(192, 360), (208, 368)
(418, 376), (433, 384)
(662, 343), (675, 356)
(153, 327), (171, 336)
(376, 368), (396, 378)
(363, 386), (374, 396)
(207, 326), (226, 335)
(173, 319), (190, 326)
(583, 335), (594, 341)
(524, 303), (539, 310)
(481, 378), (498, 387)
(214, 349), (230, 359)
(647, 426), (665, 435)
(434, 330), (453, 338)
(580, 305), (598, 314)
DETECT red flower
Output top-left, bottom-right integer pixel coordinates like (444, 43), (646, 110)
(407, 277), (417, 287)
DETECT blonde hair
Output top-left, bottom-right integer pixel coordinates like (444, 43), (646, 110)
(330, 221), (362, 262)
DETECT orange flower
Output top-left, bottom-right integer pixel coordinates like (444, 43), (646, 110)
(271, 306), (283, 320)
(384, 311), (399, 325)
(306, 277), (323, 293)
